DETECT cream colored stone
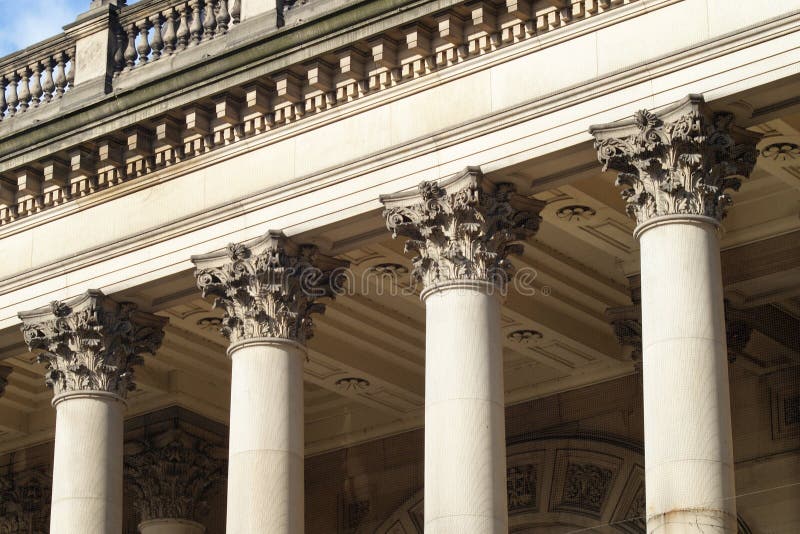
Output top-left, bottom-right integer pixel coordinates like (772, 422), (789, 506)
(423, 284), (507, 534)
(50, 392), (126, 534)
(226, 339), (305, 534)
(241, 0), (277, 21)
(639, 217), (736, 533)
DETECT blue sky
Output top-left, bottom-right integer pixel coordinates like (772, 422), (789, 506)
(0, 0), (139, 57)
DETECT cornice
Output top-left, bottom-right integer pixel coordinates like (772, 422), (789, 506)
(0, 0), (647, 227)
(0, 3), (798, 311)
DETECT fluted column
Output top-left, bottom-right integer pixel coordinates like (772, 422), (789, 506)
(591, 95), (760, 533)
(125, 428), (224, 534)
(18, 291), (167, 534)
(192, 231), (346, 534)
(381, 168), (544, 533)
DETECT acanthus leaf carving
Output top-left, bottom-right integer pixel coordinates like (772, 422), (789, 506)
(590, 95), (761, 225)
(18, 290), (168, 398)
(0, 467), (52, 534)
(192, 231), (349, 345)
(125, 428), (225, 523)
(380, 168), (545, 290)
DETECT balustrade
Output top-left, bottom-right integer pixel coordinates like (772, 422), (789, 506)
(0, 47), (75, 121)
(0, 0), (242, 121)
(115, 0), (240, 74)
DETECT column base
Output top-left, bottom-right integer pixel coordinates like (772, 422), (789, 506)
(138, 518), (206, 534)
(647, 509), (737, 534)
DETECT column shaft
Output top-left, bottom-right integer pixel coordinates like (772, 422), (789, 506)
(226, 339), (305, 534)
(50, 392), (125, 534)
(423, 283), (507, 533)
(639, 218), (736, 532)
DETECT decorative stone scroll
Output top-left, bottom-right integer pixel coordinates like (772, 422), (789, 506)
(0, 467), (52, 534)
(589, 95), (761, 225)
(380, 167), (545, 290)
(18, 290), (167, 398)
(0, 366), (11, 397)
(125, 428), (225, 523)
(192, 231), (348, 345)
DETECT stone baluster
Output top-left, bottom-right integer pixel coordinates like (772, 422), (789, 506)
(137, 19), (152, 64)
(217, 0), (231, 33)
(66, 48), (75, 90)
(6, 72), (19, 116)
(203, 0), (217, 39)
(189, 0), (203, 46)
(112, 27), (126, 74)
(29, 62), (43, 108)
(177, 4), (191, 51)
(381, 169), (544, 534)
(0, 76), (7, 120)
(124, 24), (138, 70)
(19, 291), (168, 534)
(41, 57), (55, 102)
(590, 95), (760, 534)
(16, 68), (30, 113)
(126, 428), (225, 534)
(150, 14), (164, 61)
(192, 232), (347, 534)
(162, 8), (178, 55)
(230, 0), (241, 23)
(53, 52), (67, 97)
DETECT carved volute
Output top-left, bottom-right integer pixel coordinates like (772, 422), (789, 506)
(192, 231), (348, 345)
(18, 290), (167, 398)
(380, 167), (545, 292)
(590, 95), (761, 226)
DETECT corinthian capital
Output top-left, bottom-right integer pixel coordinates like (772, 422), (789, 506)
(125, 429), (225, 523)
(590, 95), (761, 225)
(192, 231), (348, 345)
(18, 290), (168, 398)
(380, 167), (545, 290)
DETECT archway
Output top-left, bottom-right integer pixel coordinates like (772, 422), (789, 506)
(372, 436), (754, 534)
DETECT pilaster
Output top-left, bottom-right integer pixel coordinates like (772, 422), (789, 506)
(125, 428), (225, 529)
(0, 366), (11, 397)
(0, 467), (52, 534)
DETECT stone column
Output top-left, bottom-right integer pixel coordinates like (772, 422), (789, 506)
(590, 95), (760, 533)
(192, 231), (346, 534)
(381, 168), (545, 534)
(18, 290), (167, 534)
(125, 428), (225, 534)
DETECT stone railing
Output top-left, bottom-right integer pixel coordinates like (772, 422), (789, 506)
(0, 35), (76, 121)
(114, 0), (242, 74)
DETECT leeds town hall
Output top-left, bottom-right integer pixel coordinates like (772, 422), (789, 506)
(0, 0), (798, 532)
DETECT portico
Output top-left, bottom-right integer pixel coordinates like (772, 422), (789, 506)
(1, 1), (799, 533)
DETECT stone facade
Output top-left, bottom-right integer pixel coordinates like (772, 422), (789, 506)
(0, 0), (799, 533)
